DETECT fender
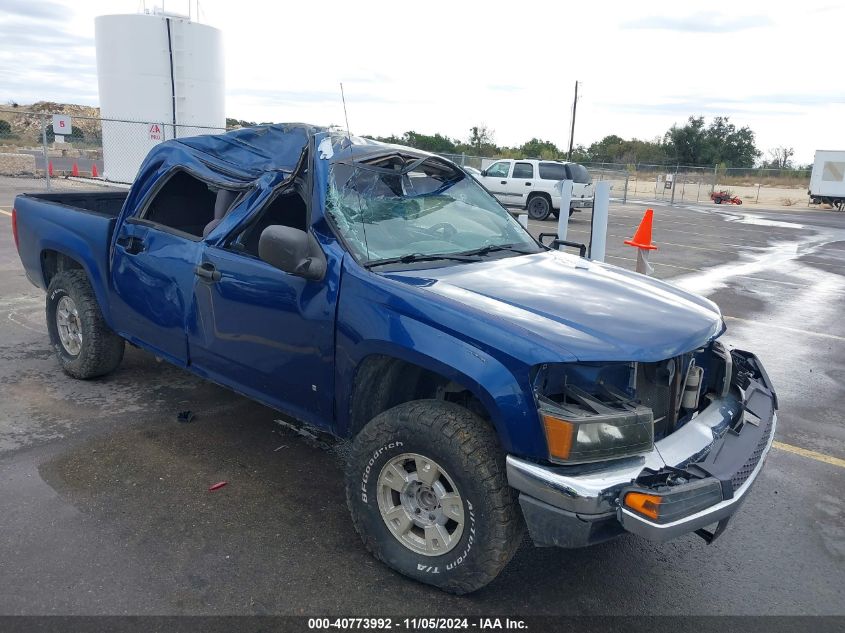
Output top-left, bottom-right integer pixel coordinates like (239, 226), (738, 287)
(37, 236), (114, 325)
(335, 264), (548, 458)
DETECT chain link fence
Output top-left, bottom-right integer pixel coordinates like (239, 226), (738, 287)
(434, 151), (812, 208)
(584, 163), (718, 205)
(0, 108), (225, 191)
(1, 111), (814, 207)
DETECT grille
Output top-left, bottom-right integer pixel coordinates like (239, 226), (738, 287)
(731, 414), (774, 491)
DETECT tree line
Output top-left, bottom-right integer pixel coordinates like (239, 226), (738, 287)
(365, 116), (805, 170)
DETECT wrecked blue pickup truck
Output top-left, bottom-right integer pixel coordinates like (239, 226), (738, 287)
(12, 125), (777, 593)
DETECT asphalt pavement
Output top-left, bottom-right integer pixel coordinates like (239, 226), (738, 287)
(0, 178), (843, 615)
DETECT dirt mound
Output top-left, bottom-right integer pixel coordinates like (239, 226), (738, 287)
(1, 102), (101, 141)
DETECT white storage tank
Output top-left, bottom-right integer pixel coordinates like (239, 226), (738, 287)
(95, 11), (225, 183)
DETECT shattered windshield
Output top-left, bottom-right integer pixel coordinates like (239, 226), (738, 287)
(326, 154), (540, 266)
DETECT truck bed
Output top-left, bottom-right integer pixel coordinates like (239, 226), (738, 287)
(14, 191), (127, 318)
(20, 191), (128, 217)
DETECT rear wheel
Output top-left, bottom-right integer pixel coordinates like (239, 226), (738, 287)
(346, 400), (523, 594)
(46, 271), (124, 379)
(526, 195), (552, 220)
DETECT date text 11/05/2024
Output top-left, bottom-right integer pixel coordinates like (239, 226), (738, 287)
(307, 618), (528, 629)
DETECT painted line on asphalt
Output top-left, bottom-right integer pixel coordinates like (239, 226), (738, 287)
(723, 315), (845, 342)
(773, 441), (845, 469)
(0, 209), (12, 216)
(606, 254), (701, 273)
(604, 255), (819, 288)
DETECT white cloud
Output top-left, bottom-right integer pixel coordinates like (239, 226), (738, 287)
(0, 0), (842, 164)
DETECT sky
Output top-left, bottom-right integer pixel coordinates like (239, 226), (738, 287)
(1, 0), (843, 165)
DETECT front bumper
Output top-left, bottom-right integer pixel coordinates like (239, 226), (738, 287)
(507, 350), (777, 547)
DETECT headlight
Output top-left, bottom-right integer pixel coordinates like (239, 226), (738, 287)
(541, 396), (654, 464)
(534, 364), (654, 464)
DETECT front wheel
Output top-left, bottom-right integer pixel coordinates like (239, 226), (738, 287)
(346, 400), (523, 594)
(46, 270), (124, 379)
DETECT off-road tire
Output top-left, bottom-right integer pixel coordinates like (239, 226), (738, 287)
(46, 270), (124, 379)
(346, 399), (523, 594)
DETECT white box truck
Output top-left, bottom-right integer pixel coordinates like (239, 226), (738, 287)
(809, 150), (845, 210)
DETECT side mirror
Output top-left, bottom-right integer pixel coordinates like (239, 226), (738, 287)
(258, 225), (327, 281)
(480, 169), (487, 177)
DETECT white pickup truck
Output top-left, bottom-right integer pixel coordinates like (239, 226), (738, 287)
(478, 158), (593, 220)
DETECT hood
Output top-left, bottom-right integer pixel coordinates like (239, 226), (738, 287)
(385, 251), (723, 362)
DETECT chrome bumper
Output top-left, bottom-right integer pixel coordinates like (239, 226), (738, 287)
(617, 411), (776, 541)
(507, 353), (777, 547)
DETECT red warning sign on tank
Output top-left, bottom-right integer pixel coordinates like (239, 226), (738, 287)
(149, 124), (162, 141)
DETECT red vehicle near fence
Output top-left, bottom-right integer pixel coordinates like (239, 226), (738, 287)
(711, 190), (742, 205)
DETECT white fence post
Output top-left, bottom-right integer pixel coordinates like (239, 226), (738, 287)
(556, 179), (572, 245)
(41, 115), (51, 191)
(590, 181), (610, 261)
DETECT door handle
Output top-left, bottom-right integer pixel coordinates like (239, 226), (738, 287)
(500, 180), (507, 185)
(116, 235), (145, 255)
(525, 182), (532, 186)
(194, 262), (221, 282)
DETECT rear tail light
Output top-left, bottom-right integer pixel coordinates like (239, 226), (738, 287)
(11, 207), (19, 252)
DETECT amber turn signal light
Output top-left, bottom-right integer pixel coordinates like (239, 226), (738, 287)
(624, 491), (662, 520)
(542, 414), (575, 460)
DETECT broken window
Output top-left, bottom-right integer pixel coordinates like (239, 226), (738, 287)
(142, 170), (220, 238)
(326, 154), (539, 265)
(230, 189), (307, 257)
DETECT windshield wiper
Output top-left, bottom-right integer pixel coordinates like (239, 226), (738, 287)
(458, 244), (537, 257)
(365, 252), (482, 269)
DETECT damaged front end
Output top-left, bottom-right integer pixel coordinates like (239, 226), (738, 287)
(507, 341), (777, 548)
(532, 341), (735, 464)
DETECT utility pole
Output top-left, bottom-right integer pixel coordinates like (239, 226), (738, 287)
(567, 80), (579, 161)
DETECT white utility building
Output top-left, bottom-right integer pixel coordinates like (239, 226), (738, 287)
(95, 10), (225, 182)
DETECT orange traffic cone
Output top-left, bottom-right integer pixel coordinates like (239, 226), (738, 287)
(624, 209), (658, 250)
(48, 161), (54, 177)
(71, 162), (79, 177)
(91, 163), (99, 178)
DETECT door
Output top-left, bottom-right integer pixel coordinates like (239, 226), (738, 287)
(480, 160), (513, 204)
(508, 161), (535, 206)
(110, 170), (218, 364)
(187, 189), (337, 427)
